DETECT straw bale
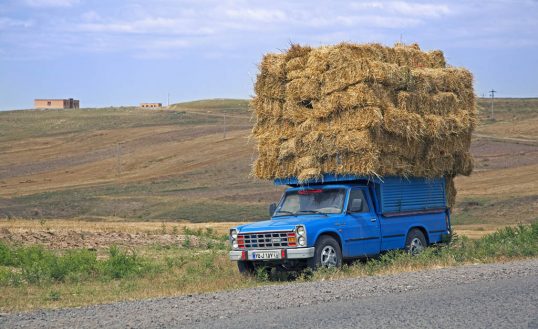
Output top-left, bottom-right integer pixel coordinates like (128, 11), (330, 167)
(383, 106), (426, 140)
(319, 151), (381, 177)
(255, 75), (286, 100)
(377, 152), (415, 176)
(423, 111), (476, 138)
(397, 91), (459, 116)
(376, 133), (423, 158)
(318, 43), (446, 70)
(428, 50), (446, 68)
(454, 152), (473, 176)
(282, 101), (312, 124)
(295, 155), (317, 170)
(409, 67), (473, 94)
(298, 168), (322, 182)
(251, 97), (284, 120)
(287, 129), (375, 159)
(321, 60), (411, 94)
(259, 53), (286, 76)
(315, 83), (393, 118)
(285, 77), (321, 102)
(285, 44), (312, 61)
(322, 106), (384, 131)
(286, 56), (310, 80)
(393, 43), (446, 68)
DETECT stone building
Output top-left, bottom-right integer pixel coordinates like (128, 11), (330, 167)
(34, 98), (80, 109)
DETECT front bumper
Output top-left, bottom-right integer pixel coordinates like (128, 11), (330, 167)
(229, 247), (315, 261)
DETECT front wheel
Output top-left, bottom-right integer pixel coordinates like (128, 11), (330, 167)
(307, 235), (342, 269)
(405, 229), (427, 255)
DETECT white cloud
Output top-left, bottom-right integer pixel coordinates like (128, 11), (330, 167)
(81, 11), (100, 22)
(224, 8), (287, 22)
(0, 17), (33, 29)
(389, 1), (451, 17)
(23, 0), (79, 7)
(77, 17), (214, 35)
(351, 1), (451, 17)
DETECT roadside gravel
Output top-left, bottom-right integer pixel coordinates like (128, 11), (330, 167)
(1, 258), (537, 328)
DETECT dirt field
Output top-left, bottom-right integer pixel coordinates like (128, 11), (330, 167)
(0, 98), (536, 230)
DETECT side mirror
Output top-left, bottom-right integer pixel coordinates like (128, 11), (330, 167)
(349, 199), (363, 213)
(269, 203), (277, 217)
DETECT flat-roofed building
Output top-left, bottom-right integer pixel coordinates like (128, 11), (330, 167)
(34, 98), (79, 109)
(140, 103), (162, 108)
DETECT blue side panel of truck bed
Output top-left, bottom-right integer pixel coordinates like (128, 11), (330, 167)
(274, 174), (447, 215)
(377, 177), (446, 214)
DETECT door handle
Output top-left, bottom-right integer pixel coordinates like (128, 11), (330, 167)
(370, 218), (377, 222)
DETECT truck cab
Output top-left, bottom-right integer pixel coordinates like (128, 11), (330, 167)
(229, 175), (451, 273)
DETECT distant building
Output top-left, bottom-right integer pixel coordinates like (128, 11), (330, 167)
(140, 103), (162, 108)
(34, 98), (79, 109)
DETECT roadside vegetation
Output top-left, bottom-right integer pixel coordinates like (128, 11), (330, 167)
(0, 222), (536, 312)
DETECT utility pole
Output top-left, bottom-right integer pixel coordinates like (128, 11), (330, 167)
(489, 89), (496, 118)
(223, 111), (227, 139)
(167, 93), (170, 107)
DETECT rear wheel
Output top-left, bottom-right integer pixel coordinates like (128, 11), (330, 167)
(237, 261), (255, 276)
(405, 229), (427, 255)
(307, 236), (342, 269)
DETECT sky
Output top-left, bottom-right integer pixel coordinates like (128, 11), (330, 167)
(0, 0), (537, 110)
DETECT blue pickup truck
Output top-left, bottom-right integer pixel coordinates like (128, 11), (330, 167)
(229, 175), (451, 274)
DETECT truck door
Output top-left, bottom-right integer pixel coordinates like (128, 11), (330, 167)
(342, 188), (381, 257)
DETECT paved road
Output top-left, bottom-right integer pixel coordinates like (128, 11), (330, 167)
(1, 259), (537, 329)
(196, 275), (538, 329)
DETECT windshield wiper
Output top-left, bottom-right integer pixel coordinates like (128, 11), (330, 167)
(296, 210), (329, 216)
(274, 210), (296, 216)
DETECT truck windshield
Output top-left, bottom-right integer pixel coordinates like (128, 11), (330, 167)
(275, 188), (346, 216)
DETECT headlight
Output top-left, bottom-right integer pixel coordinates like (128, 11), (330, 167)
(230, 229), (238, 240)
(298, 236), (306, 246)
(296, 226), (305, 236)
(233, 242), (239, 249)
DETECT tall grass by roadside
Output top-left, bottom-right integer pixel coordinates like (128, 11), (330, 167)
(303, 222), (538, 281)
(0, 222), (536, 312)
(0, 244), (160, 286)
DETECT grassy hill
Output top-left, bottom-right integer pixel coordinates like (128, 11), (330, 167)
(0, 98), (536, 225)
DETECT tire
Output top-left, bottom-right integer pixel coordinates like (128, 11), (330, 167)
(237, 261), (255, 276)
(405, 229), (427, 255)
(307, 235), (342, 269)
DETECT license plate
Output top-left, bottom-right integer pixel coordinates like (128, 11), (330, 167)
(252, 251), (280, 260)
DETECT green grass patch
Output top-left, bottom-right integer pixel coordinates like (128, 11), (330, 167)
(0, 243), (158, 285)
(305, 222), (538, 281)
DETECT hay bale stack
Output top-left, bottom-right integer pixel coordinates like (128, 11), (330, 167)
(251, 43), (476, 208)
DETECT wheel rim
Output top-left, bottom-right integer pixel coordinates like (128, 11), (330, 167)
(320, 245), (338, 267)
(409, 237), (424, 255)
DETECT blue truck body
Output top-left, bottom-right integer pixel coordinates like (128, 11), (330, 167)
(229, 175), (451, 269)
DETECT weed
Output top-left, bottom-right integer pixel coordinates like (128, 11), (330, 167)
(182, 237), (191, 249)
(255, 266), (270, 281)
(48, 290), (61, 301)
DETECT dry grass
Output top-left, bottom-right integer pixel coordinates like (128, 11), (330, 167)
(0, 98), (535, 223)
(0, 219), (242, 236)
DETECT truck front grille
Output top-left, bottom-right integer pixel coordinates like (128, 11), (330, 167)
(238, 232), (296, 249)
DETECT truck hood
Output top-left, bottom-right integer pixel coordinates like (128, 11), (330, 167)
(236, 215), (334, 233)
